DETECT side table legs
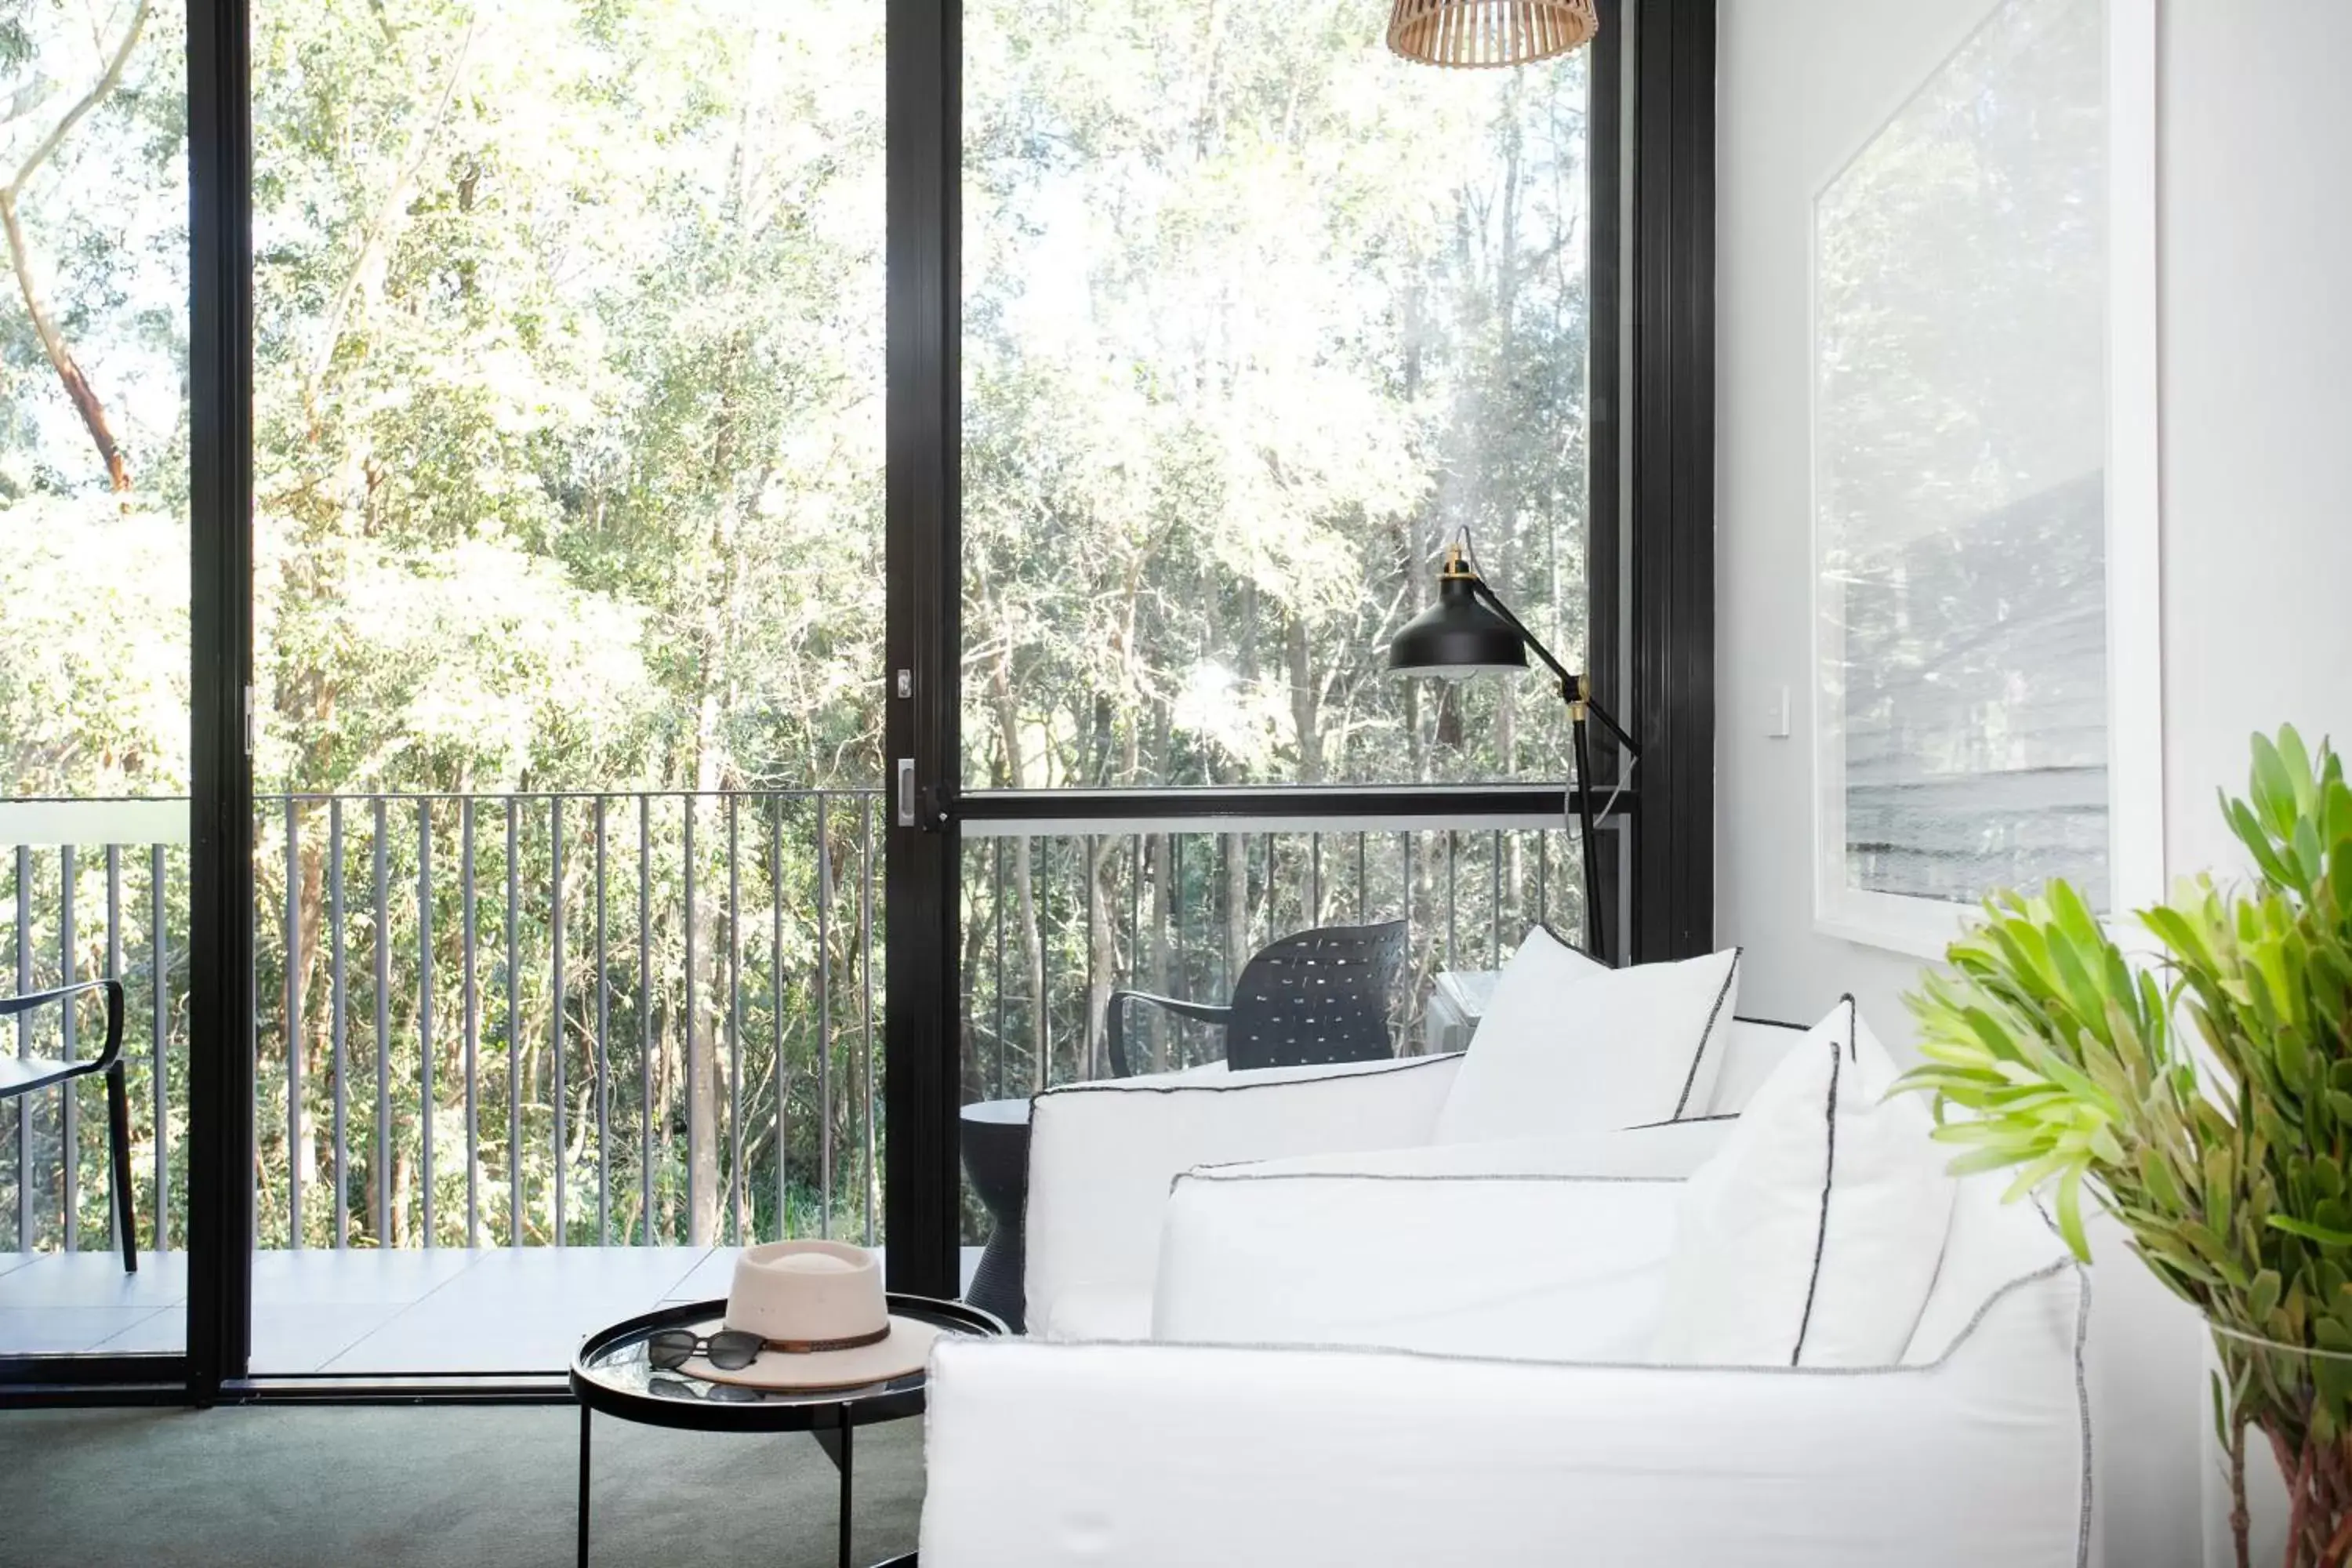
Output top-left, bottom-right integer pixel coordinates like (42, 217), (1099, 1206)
(577, 1403), (592, 1568)
(812, 1406), (855, 1568)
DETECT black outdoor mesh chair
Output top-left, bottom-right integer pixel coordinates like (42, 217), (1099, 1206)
(1104, 920), (1408, 1078)
(0, 980), (135, 1271)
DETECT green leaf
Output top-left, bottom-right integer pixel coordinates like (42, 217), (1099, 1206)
(2270, 1215), (2352, 1248)
(2055, 1167), (2092, 1261)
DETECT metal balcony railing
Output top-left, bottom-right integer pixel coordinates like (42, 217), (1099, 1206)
(2, 790), (1590, 1259)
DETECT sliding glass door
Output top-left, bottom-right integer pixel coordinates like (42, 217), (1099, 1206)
(231, 0), (891, 1377)
(946, 0), (1614, 1298)
(0, 0), (192, 1380)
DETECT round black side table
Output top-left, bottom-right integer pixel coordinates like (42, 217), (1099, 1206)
(571, 1294), (1004, 1568)
(958, 1099), (1030, 1332)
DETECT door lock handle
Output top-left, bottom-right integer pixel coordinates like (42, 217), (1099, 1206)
(896, 757), (916, 827)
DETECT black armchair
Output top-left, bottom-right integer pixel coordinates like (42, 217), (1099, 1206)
(1104, 920), (1408, 1078)
(0, 979), (135, 1271)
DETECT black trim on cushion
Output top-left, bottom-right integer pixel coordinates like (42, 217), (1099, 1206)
(1031, 1051), (1460, 1105)
(1669, 948), (1742, 1120)
(1624, 1111), (1738, 1130)
(1178, 1169), (1688, 1191)
(1730, 1013), (1806, 1032)
(1791, 995), (1857, 1366)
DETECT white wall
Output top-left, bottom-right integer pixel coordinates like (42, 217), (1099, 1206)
(1716, 2), (2352, 1563)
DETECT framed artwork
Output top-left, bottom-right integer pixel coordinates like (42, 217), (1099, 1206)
(1810, 0), (2160, 956)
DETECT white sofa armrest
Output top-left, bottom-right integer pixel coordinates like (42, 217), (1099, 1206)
(1153, 1123), (1737, 1359)
(923, 1261), (2092, 1568)
(1023, 1054), (1461, 1341)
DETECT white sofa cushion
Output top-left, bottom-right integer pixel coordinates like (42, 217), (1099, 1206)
(1651, 996), (1955, 1367)
(1023, 1053), (1463, 1341)
(1152, 1123), (1737, 1361)
(1432, 934), (1741, 1144)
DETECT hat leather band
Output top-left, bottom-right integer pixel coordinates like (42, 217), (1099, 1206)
(757, 1323), (891, 1356)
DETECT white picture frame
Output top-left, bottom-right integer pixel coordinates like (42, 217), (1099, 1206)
(1808, 0), (2161, 960)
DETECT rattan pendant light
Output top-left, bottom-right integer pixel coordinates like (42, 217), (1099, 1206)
(1387, 0), (1599, 68)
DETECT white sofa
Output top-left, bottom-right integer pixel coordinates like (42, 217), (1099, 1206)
(920, 1021), (2095, 1567)
(1020, 1019), (1795, 1342)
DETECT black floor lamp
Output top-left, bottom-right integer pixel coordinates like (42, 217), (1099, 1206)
(1388, 539), (1639, 963)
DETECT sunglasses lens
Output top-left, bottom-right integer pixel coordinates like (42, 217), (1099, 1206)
(649, 1377), (693, 1399)
(706, 1330), (764, 1370)
(707, 1383), (761, 1403)
(646, 1330), (696, 1370)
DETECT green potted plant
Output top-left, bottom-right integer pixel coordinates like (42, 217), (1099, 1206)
(1899, 727), (2352, 1568)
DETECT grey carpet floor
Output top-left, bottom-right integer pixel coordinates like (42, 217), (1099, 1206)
(0, 1403), (924, 1568)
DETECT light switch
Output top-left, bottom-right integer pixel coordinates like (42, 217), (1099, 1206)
(1766, 685), (1792, 739)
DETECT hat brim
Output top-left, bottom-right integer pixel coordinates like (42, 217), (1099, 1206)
(677, 1314), (942, 1392)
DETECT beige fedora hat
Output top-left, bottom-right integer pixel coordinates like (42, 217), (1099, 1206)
(677, 1240), (938, 1392)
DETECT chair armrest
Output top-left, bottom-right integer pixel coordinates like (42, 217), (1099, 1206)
(0, 981), (126, 1073)
(1022, 1054), (1462, 1341)
(923, 1265), (2091, 1568)
(1152, 1123), (1740, 1360)
(1104, 989), (1233, 1076)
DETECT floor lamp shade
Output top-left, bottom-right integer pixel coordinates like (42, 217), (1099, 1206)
(1386, 0), (1600, 69)
(1387, 574), (1530, 677)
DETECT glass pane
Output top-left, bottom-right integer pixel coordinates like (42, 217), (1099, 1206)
(962, 3), (1592, 789)
(0, 0), (189, 1355)
(1815, 0), (2111, 913)
(248, 0), (884, 1371)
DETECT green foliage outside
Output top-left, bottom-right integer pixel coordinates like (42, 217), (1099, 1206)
(1900, 728), (2352, 1567)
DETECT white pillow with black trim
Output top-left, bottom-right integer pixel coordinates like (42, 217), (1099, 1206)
(1430, 931), (1741, 1145)
(1648, 996), (1955, 1367)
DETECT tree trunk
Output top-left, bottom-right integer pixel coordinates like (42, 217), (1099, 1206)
(0, 0), (151, 494)
(1286, 610), (1323, 785)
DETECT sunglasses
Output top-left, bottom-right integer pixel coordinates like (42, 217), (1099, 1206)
(647, 1327), (768, 1372)
(649, 1374), (761, 1404)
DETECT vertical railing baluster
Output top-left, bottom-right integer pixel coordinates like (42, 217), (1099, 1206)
(60, 843), (78, 1251)
(461, 798), (478, 1247)
(1082, 833), (1096, 1082)
(150, 844), (168, 1253)
(1537, 831), (1549, 929)
(505, 797), (521, 1246)
(1310, 833), (1323, 927)
(1126, 833), (1141, 1063)
(1398, 832), (1413, 1010)
(373, 797), (391, 1246)
(1491, 828), (1503, 963)
(594, 796), (610, 1247)
(13, 844), (27, 1250)
(281, 804), (300, 1249)
(1445, 829), (1459, 971)
(993, 837), (1007, 1098)
(105, 844), (122, 1255)
(1171, 834), (1186, 1062)
(1260, 833), (1272, 952)
(637, 795), (652, 1244)
(418, 800), (435, 1248)
(814, 793), (831, 1239)
(770, 796), (786, 1241)
(725, 795), (742, 1247)
(684, 793), (699, 1244)
(329, 802), (347, 1248)
(550, 797), (566, 1247)
(859, 796), (876, 1247)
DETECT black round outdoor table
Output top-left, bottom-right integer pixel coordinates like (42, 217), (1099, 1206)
(958, 1098), (1031, 1332)
(571, 1294), (1004, 1568)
